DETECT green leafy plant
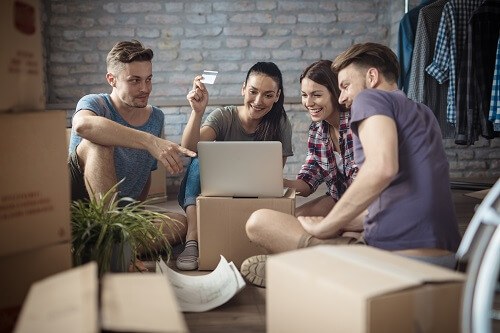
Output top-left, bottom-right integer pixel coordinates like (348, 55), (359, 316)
(70, 181), (181, 276)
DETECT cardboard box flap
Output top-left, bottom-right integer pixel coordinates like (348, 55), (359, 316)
(14, 262), (99, 333)
(101, 273), (188, 332)
(320, 246), (465, 298)
(272, 245), (464, 300)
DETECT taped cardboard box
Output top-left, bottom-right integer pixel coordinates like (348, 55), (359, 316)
(13, 262), (188, 333)
(197, 189), (295, 270)
(268, 245), (465, 333)
(0, 111), (71, 257)
(0, 0), (45, 112)
(0, 242), (72, 333)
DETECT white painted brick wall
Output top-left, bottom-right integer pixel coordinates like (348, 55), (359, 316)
(44, 0), (499, 195)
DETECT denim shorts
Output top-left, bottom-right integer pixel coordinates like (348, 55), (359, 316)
(68, 151), (89, 202)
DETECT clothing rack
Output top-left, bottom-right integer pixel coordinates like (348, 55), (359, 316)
(400, 1), (497, 192)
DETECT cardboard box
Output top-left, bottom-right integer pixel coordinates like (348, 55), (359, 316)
(0, 111), (71, 257)
(267, 245), (465, 333)
(147, 164), (167, 202)
(0, 0), (45, 112)
(197, 189), (295, 270)
(0, 242), (72, 333)
(13, 262), (188, 333)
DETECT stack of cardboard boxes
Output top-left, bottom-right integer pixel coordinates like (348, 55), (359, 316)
(0, 0), (73, 332)
(1, 1), (179, 331)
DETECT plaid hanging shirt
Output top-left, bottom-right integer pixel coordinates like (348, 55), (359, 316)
(426, 0), (484, 125)
(297, 112), (358, 202)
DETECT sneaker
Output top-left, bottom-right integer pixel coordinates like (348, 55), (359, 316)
(176, 240), (199, 271)
(240, 254), (267, 288)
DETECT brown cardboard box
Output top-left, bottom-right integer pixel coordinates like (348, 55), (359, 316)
(0, 111), (71, 257)
(0, 242), (72, 333)
(147, 164), (167, 202)
(0, 0), (45, 112)
(197, 189), (295, 270)
(267, 245), (465, 333)
(13, 262), (188, 333)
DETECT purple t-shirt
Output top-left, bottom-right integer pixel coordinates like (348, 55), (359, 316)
(350, 89), (461, 252)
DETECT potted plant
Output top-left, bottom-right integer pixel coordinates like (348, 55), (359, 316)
(70, 180), (181, 276)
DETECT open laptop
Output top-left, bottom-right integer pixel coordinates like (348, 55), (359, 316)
(197, 141), (286, 197)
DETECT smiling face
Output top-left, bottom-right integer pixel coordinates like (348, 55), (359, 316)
(241, 73), (280, 120)
(107, 61), (153, 109)
(301, 77), (336, 123)
(337, 63), (368, 109)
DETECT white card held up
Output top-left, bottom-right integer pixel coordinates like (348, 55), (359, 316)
(201, 70), (218, 84)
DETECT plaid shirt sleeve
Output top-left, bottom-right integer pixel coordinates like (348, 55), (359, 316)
(425, 2), (453, 84)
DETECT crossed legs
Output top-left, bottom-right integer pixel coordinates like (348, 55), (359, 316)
(245, 194), (337, 254)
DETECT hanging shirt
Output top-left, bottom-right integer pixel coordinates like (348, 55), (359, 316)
(426, 0), (483, 125)
(407, 0), (454, 138)
(397, 0), (434, 93)
(455, 0), (499, 144)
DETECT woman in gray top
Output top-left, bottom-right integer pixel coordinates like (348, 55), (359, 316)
(176, 62), (293, 270)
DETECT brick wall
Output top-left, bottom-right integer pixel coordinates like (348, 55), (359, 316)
(42, 0), (499, 195)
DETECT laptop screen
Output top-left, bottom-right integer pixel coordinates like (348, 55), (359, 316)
(197, 141), (285, 197)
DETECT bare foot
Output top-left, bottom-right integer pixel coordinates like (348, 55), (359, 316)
(128, 258), (149, 273)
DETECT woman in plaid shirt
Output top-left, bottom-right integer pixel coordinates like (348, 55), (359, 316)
(285, 60), (358, 218)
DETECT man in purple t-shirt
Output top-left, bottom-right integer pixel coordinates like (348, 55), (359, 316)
(240, 43), (461, 288)
(298, 42), (461, 268)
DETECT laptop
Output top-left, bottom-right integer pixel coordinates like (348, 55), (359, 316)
(197, 141), (286, 197)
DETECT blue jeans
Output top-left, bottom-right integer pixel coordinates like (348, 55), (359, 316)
(178, 157), (201, 210)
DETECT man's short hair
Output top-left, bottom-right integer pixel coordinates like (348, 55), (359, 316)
(106, 39), (154, 74)
(331, 42), (400, 84)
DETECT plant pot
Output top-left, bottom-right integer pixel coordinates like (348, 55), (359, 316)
(110, 241), (133, 273)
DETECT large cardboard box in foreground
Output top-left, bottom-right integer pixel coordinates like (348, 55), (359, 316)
(0, 0), (45, 112)
(13, 262), (188, 333)
(0, 242), (72, 333)
(268, 245), (465, 333)
(197, 189), (295, 270)
(0, 111), (71, 257)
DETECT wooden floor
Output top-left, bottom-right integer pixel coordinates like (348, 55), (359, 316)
(155, 185), (492, 333)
